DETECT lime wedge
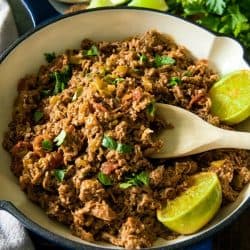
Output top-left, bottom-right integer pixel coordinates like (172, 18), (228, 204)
(128, 0), (168, 11)
(87, 0), (113, 8)
(209, 70), (250, 125)
(157, 172), (222, 234)
(87, 0), (129, 8)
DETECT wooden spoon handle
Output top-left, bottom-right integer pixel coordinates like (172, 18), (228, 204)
(216, 129), (250, 150)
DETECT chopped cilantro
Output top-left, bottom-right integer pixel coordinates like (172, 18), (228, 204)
(112, 77), (124, 85)
(97, 172), (113, 186)
(116, 143), (133, 154)
(147, 101), (156, 117)
(154, 54), (176, 67)
(169, 76), (182, 86)
(41, 140), (53, 152)
(54, 169), (66, 182)
(40, 89), (51, 97)
(101, 135), (117, 150)
(139, 54), (148, 63)
(119, 182), (133, 189)
(44, 52), (56, 63)
(183, 70), (192, 77)
(52, 65), (72, 95)
(104, 75), (125, 85)
(84, 45), (99, 56)
(101, 135), (133, 154)
(119, 171), (149, 189)
(33, 111), (43, 123)
(54, 130), (67, 146)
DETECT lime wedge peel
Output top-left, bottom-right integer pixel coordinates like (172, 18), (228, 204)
(87, 0), (131, 8)
(87, 0), (168, 11)
(157, 172), (222, 235)
(128, 0), (168, 11)
(209, 70), (250, 125)
(87, 0), (113, 8)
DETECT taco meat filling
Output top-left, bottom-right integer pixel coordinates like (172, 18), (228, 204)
(3, 30), (250, 249)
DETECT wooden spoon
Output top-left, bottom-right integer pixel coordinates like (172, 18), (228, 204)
(150, 103), (250, 158)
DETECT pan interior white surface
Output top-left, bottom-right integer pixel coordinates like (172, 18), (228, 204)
(0, 9), (249, 249)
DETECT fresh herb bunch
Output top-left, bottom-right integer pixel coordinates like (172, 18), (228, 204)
(86, 0), (250, 61)
(167, 0), (250, 61)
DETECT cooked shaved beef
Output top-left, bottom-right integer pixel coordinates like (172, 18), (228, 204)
(3, 30), (249, 249)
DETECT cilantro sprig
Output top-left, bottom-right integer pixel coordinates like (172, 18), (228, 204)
(169, 76), (182, 87)
(33, 110), (44, 123)
(84, 45), (100, 56)
(101, 135), (133, 154)
(52, 65), (72, 95)
(44, 52), (56, 63)
(119, 171), (149, 189)
(169, 0), (250, 60)
(139, 54), (148, 63)
(40, 130), (67, 153)
(54, 169), (66, 182)
(97, 172), (113, 186)
(42, 140), (53, 152)
(146, 101), (156, 117)
(154, 54), (176, 67)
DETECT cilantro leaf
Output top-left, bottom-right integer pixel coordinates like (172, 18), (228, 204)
(112, 77), (125, 85)
(102, 135), (117, 150)
(54, 169), (66, 182)
(168, 1), (250, 62)
(41, 140), (53, 152)
(84, 45), (99, 56)
(44, 52), (56, 63)
(226, 4), (249, 37)
(136, 171), (150, 186)
(197, 15), (221, 32)
(147, 101), (156, 117)
(33, 111), (44, 123)
(169, 76), (182, 86)
(52, 65), (72, 95)
(119, 182), (133, 189)
(177, 0), (207, 16)
(119, 171), (149, 189)
(154, 55), (175, 67)
(54, 130), (67, 146)
(104, 75), (124, 85)
(97, 172), (113, 186)
(101, 135), (133, 153)
(40, 89), (51, 97)
(206, 0), (226, 15)
(116, 143), (133, 154)
(139, 54), (147, 63)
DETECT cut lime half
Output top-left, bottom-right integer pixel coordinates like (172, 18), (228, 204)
(128, 0), (168, 11)
(209, 70), (250, 125)
(87, 0), (129, 8)
(157, 172), (222, 234)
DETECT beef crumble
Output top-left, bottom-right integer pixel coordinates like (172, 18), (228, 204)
(3, 30), (250, 249)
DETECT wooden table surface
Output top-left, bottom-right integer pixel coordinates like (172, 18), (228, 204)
(30, 208), (250, 250)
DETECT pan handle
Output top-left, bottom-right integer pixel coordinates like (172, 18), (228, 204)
(21, 0), (60, 27)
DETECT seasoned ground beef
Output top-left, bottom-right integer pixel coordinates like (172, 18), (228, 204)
(3, 30), (250, 249)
